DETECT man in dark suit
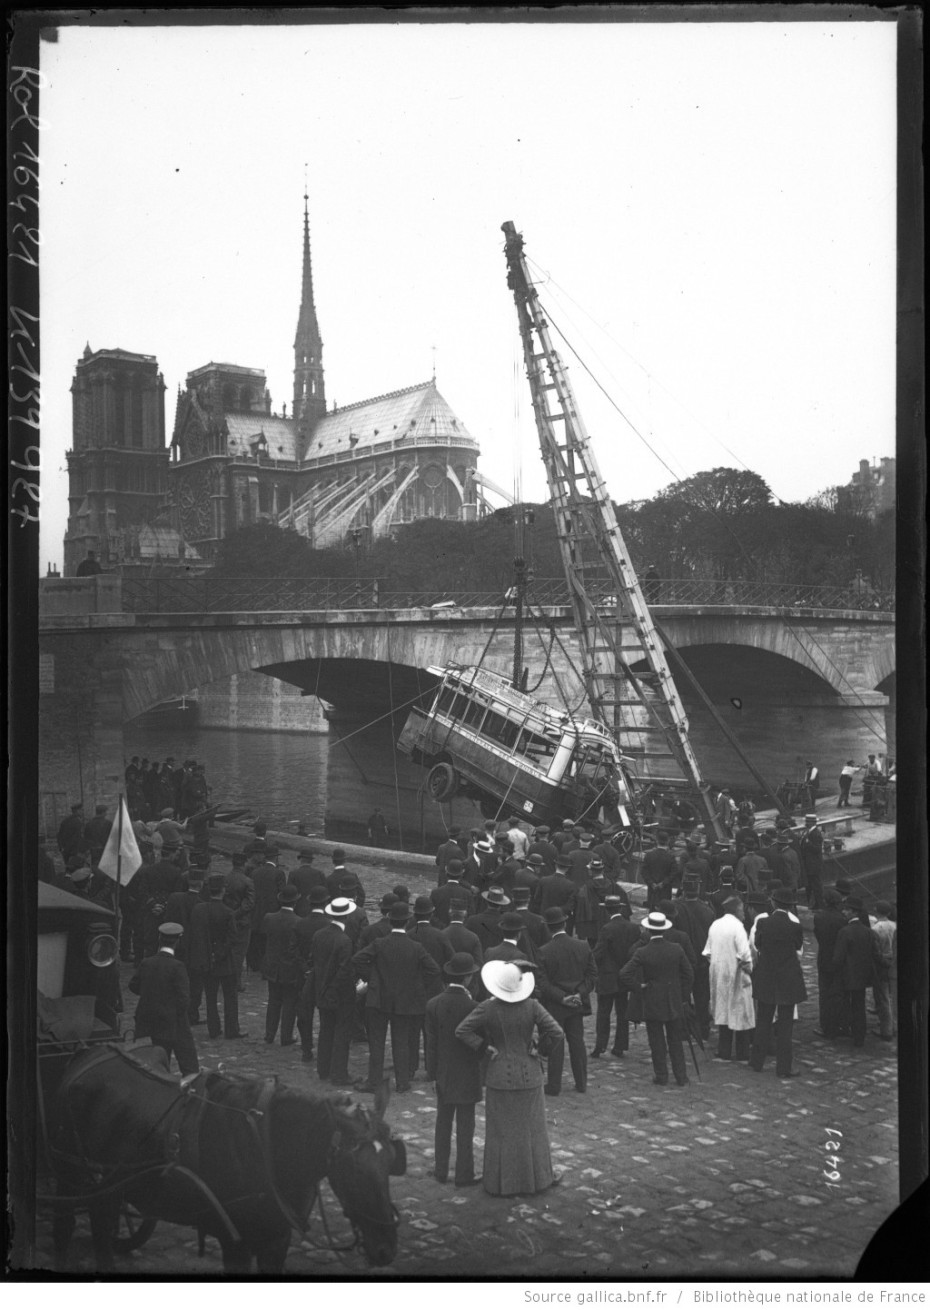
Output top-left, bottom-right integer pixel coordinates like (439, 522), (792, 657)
(261, 884), (303, 1046)
(186, 872), (245, 1040)
(130, 922), (199, 1076)
(618, 911), (694, 1087)
(832, 895), (881, 1049)
(750, 886), (807, 1076)
(591, 894), (642, 1057)
(525, 826), (557, 874)
(310, 896), (357, 1085)
(162, 872), (206, 1024)
(435, 828), (466, 885)
(358, 893), (397, 947)
(407, 896), (454, 1074)
(511, 886), (550, 953)
(223, 853), (256, 992)
(326, 850), (366, 907)
(135, 853), (185, 958)
(425, 953), (483, 1187)
(352, 901), (441, 1094)
(430, 861), (475, 926)
(509, 852), (540, 905)
(248, 851), (286, 971)
(536, 859), (577, 934)
(641, 833), (678, 911)
(538, 907), (596, 1095)
(288, 848), (328, 917)
(465, 886), (512, 955)
(295, 885), (333, 1061)
(673, 874), (715, 1038)
(813, 888), (850, 1039)
(440, 902), (484, 965)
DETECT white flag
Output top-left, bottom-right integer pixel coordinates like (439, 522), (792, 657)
(97, 796), (143, 884)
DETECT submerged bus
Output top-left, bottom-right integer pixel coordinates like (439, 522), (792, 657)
(397, 663), (637, 831)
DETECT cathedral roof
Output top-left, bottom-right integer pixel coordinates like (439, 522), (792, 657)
(302, 380), (478, 462)
(224, 413), (299, 462)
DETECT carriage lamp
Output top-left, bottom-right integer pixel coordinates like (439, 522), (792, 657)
(87, 927), (119, 968)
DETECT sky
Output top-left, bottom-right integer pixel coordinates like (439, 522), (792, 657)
(38, 16), (897, 572)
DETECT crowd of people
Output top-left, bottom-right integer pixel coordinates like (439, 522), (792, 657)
(123, 756), (212, 823)
(42, 800), (896, 1202)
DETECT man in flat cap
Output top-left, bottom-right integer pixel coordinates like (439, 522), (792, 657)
(129, 922), (199, 1076)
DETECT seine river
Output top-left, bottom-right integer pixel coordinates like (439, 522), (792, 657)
(124, 721), (330, 837)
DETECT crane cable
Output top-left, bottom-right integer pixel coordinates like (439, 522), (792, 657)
(534, 290), (890, 746)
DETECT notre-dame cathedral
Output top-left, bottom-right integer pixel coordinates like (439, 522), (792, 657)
(63, 196), (487, 574)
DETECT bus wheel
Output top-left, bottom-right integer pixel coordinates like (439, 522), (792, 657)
(427, 763), (458, 802)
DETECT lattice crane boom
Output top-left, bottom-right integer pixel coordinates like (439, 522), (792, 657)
(501, 220), (724, 839)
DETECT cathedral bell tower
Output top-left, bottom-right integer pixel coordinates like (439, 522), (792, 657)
(293, 191), (326, 443)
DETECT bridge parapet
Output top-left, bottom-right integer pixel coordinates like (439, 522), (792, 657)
(39, 575), (895, 619)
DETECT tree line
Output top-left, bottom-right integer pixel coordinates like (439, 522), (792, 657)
(212, 467), (894, 597)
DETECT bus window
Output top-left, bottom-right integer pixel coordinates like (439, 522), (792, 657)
(462, 697), (487, 730)
(483, 710), (520, 750)
(436, 685), (457, 715)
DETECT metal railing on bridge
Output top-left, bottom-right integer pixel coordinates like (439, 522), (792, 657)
(117, 575), (895, 616)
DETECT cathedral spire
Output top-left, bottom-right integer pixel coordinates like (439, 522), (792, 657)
(293, 183), (325, 440)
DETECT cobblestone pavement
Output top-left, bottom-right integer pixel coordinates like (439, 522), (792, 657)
(34, 858), (899, 1278)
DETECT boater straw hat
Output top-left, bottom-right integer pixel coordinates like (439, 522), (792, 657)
(482, 886), (511, 907)
(481, 959), (536, 1004)
(326, 897), (357, 917)
(644, 912), (673, 932)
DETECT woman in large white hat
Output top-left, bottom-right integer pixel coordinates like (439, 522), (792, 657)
(455, 959), (565, 1197)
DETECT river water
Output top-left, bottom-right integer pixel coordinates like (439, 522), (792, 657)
(125, 721), (330, 836)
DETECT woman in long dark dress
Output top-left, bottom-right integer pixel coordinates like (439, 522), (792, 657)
(455, 959), (565, 1197)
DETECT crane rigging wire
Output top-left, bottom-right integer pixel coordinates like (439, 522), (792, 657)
(525, 255), (794, 505)
(518, 251), (891, 759)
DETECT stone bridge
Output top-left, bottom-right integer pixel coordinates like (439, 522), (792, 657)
(39, 577), (895, 838)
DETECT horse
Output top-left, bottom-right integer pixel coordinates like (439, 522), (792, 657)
(49, 1044), (405, 1273)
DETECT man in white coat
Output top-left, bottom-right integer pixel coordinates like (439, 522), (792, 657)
(703, 893), (755, 1061)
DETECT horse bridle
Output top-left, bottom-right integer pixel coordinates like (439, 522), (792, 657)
(318, 1100), (402, 1242)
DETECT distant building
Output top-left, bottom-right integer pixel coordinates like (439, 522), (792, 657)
(167, 195), (486, 562)
(840, 457), (896, 519)
(63, 347), (175, 576)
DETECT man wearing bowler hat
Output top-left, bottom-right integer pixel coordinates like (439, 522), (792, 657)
(407, 896), (454, 1075)
(430, 859), (475, 926)
(749, 886), (806, 1077)
(538, 906), (596, 1094)
(261, 884), (303, 1047)
(799, 814), (825, 912)
(619, 911), (693, 1087)
(352, 901), (441, 1094)
(188, 872), (241, 1042)
(591, 894), (642, 1058)
(425, 953), (483, 1187)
